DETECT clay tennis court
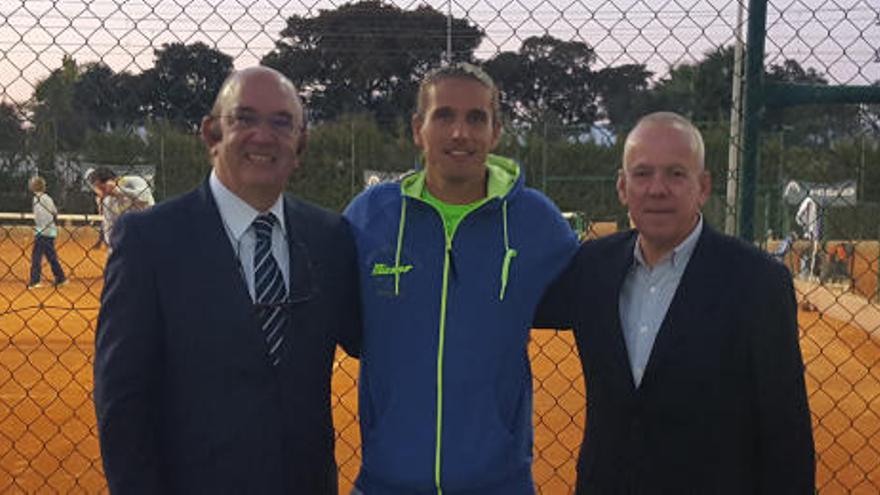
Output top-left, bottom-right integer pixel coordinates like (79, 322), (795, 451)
(1, 225), (878, 493)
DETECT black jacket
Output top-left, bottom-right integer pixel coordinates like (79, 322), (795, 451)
(535, 225), (814, 494)
(94, 180), (361, 494)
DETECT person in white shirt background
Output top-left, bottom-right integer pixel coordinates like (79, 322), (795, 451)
(27, 175), (67, 289)
(85, 167), (156, 248)
(795, 196), (821, 279)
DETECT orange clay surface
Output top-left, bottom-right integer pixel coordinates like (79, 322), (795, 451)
(1, 226), (878, 494)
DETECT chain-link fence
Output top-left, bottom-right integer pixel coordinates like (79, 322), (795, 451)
(1, 0), (879, 493)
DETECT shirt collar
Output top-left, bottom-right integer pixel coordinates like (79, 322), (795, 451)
(632, 215), (703, 269)
(209, 170), (286, 242)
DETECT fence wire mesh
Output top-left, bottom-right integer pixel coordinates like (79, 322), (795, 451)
(1, 0), (879, 493)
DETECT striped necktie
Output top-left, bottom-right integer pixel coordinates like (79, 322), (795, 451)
(252, 213), (287, 366)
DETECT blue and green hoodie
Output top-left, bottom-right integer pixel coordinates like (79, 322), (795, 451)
(343, 155), (578, 494)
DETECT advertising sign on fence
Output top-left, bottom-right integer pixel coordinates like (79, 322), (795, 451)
(783, 179), (857, 207)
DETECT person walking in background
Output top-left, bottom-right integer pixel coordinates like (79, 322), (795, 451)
(536, 112), (814, 494)
(795, 195), (821, 280)
(27, 175), (66, 289)
(85, 167), (155, 248)
(93, 66), (361, 494)
(344, 62), (578, 494)
(83, 171), (106, 250)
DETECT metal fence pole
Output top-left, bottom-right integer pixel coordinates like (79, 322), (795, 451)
(737, 0), (769, 243)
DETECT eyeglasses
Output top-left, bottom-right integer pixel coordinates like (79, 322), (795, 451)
(219, 111), (301, 135)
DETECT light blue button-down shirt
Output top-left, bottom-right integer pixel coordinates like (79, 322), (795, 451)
(619, 217), (703, 387)
(209, 171), (289, 300)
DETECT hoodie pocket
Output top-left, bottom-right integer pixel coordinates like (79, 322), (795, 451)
(499, 373), (529, 437)
(358, 363), (380, 437)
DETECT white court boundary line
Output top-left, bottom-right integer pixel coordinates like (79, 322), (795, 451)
(0, 212), (101, 223)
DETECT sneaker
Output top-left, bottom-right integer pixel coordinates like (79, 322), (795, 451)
(27, 282), (46, 289)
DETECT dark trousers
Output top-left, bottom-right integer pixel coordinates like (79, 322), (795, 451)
(30, 234), (66, 285)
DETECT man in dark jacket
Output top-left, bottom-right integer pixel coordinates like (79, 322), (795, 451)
(93, 66), (360, 494)
(536, 112), (815, 494)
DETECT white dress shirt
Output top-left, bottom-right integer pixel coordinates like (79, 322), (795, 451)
(209, 171), (290, 300)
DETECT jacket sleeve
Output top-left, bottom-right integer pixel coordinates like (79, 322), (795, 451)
(530, 192), (581, 329)
(93, 215), (164, 494)
(751, 261), (815, 493)
(333, 217), (363, 358)
(533, 250), (580, 329)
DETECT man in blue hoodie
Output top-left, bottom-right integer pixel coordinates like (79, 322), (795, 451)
(344, 63), (578, 494)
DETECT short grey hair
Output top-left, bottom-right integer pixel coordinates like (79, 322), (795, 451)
(623, 111), (705, 169)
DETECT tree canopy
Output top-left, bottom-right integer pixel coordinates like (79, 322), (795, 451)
(146, 42), (234, 130)
(262, 0), (483, 127)
(485, 36), (600, 130)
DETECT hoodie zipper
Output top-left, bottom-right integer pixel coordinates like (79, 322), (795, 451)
(404, 196), (509, 495)
(435, 231), (452, 495)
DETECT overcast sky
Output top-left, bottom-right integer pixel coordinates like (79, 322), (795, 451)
(1, 0), (877, 104)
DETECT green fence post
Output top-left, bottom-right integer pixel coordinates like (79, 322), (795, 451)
(737, 0), (769, 243)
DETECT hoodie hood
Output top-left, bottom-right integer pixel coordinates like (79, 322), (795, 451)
(399, 153), (522, 202)
(391, 154), (523, 300)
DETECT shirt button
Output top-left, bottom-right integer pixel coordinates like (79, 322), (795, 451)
(649, 286), (657, 294)
(639, 324), (648, 334)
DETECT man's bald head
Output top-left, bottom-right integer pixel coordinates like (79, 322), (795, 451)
(210, 66), (303, 125)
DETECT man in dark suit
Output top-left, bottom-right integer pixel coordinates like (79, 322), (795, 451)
(536, 112), (814, 494)
(93, 66), (360, 494)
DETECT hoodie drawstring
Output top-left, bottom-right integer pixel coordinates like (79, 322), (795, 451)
(394, 196), (516, 300)
(393, 199), (408, 296)
(499, 200), (517, 300)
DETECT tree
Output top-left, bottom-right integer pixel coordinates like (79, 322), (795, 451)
(29, 54), (87, 198)
(146, 42), (234, 130)
(74, 62), (146, 131)
(594, 64), (653, 131)
(485, 35), (601, 132)
(0, 102), (29, 210)
(646, 46), (735, 123)
(290, 113), (418, 210)
(0, 102), (27, 169)
(81, 129), (148, 167)
(764, 59), (860, 146)
(31, 55), (86, 153)
(262, 0), (483, 127)
(147, 122), (210, 200)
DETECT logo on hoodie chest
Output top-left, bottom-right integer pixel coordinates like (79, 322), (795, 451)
(366, 247), (417, 298)
(371, 263), (413, 277)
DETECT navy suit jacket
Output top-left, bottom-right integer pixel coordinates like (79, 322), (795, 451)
(536, 225), (814, 494)
(94, 181), (361, 494)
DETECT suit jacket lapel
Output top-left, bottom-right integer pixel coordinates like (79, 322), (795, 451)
(274, 196), (318, 364)
(606, 232), (640, 394)
(193, 180), (274, 364)
(639, 226), (722, 389)
(282, 195), (316, 304)
(194, 180), (253, 308)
